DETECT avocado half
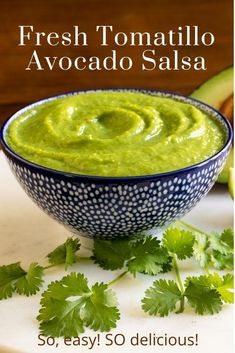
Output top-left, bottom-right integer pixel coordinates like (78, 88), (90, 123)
(190, 67), (234, 184)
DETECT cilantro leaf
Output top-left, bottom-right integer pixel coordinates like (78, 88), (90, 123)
(80, 283), (120, 331)
(204, 272), (223, 287)
(192, 228), (233, 270)
(185, 277), (223, 315)
(37, 272), (120, 337)
(93, 236), (171, 276)
(211, 251), (234, 270)
(47, 238), (80, 270)
(0, 262), (44, 299)
(184, 273), (234, 304)
(14, 262), (44, 296)
(205, 273), (234, 304)
(209, 229), (234, 270)
(163, 227), (195, 260)
(215, 274), (234, 303)
(142, 279), (182, 317)
(209, 232), (231, 255)
(92, 239), (131, 270)
(38, 273), (89, 337)
(220, 228), (234, 248)
(160, 258), (173, 273)
(128, 256), (163, 276)
(0, 262), (26, 299)
(193, 234), (210, 268)
(127, 237), (170, 276)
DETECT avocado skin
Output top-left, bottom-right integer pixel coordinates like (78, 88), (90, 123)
(190, 67), (234, 184)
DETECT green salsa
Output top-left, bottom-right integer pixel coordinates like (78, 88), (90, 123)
(6, 91), (225, 176)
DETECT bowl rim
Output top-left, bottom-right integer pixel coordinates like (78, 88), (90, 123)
(0, 88), (233, 181)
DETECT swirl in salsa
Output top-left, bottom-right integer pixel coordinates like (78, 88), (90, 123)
(6, 91), (225, 176)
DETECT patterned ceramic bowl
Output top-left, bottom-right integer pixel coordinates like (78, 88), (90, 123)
(0, 90), (232, 239)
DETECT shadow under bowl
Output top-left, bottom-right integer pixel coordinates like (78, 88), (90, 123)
(0, 89), (232, 239)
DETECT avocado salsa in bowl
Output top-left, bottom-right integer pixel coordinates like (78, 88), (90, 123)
(0, 90), (232, 239)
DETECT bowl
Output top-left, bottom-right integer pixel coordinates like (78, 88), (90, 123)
(0, 89), (232, 239)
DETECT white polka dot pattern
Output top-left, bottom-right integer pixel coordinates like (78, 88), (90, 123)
(6, 153), (227, 239)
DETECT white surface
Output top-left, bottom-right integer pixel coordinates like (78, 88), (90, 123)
(0, 152), (233, 353)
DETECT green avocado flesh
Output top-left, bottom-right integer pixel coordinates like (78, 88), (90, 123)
(191, 67), (233, 110)
(6, 91), (225, 177)
(191, 67), (234, 184)
(217, 148), (234, 184)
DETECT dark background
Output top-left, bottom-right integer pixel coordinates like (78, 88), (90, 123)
(0, 0), (233, 125)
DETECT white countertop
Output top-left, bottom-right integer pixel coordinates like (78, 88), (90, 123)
(0, 152), (233, 353)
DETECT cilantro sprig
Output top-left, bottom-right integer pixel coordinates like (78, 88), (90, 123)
(181, 221), (234, 270)
(92, 236), (172, 276)
(0, 237), (84, 300)
(142, 225), (234, 317)
(163, 227), (195, 260)
(38, 273), (120, 337)
(0, 262), (44, 299)
(142, 274), (229, 317)
(142, 279), (182, 317)
(47, 237), (81, 270)
(0, 222), (233, 338)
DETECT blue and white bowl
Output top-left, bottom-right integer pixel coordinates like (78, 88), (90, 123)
(0, 90), (232, 239)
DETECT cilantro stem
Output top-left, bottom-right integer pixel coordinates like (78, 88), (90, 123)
(172, 255), (184, 292)
(179, 220), (209, 237)
(43, 256), (91, 271)
(172, 254), (185, 313)
(204, 267), (210, 275)
(107, 271), (128, 286)
(43, 264), (57, 270)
